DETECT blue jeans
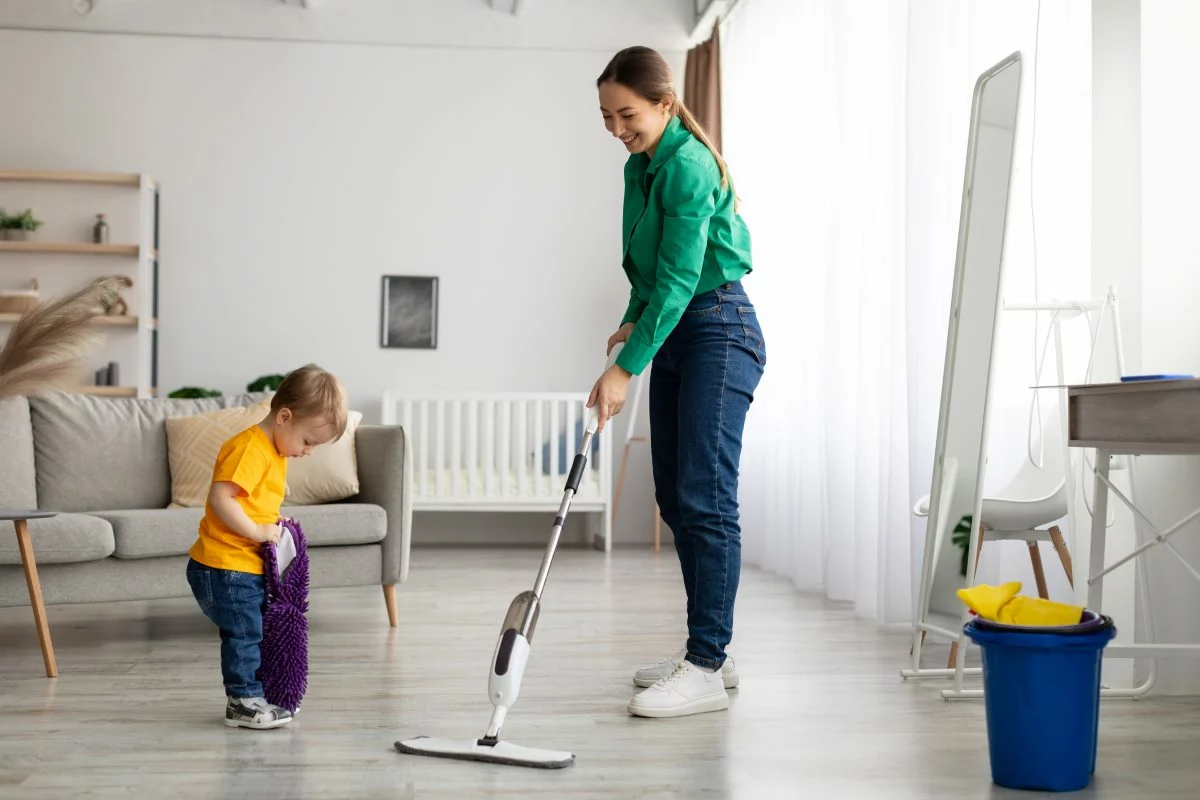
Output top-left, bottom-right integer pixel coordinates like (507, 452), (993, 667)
(186, 558), (266, 698)
(649, 280), (766, 670)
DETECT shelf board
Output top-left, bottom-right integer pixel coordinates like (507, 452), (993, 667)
(0, 313), (153, 329)
(70, 386), (142, 397)
(0, 170), (142, 187)
(0, 241), (139, 257)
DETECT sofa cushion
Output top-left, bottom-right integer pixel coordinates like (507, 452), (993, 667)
(0, 513), (114, 565)
(30, 391), (231, 512)
(94, 503), (387, 560)
(0, 396), (37, 509)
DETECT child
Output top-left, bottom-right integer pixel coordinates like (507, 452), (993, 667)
(185, 365), (348, 729)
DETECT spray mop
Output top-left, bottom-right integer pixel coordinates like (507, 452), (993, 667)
(393, 344), (625, 769)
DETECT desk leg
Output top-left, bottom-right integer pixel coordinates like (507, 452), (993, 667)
(14, 519), (57, 678)
(1088, 449), (1111, 614)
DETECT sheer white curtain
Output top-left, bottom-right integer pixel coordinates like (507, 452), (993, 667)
(722, 0), (1092, 622)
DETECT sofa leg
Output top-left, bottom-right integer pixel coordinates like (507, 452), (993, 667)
(383, 584), (398, 627)
(15, 518), (58, 678)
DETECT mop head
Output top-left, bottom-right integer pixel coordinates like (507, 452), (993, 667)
(260, 517), (309, 714)
(394, 736), (575, 769)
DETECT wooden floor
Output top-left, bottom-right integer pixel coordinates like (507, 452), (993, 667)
(1, 547), (1198, 799)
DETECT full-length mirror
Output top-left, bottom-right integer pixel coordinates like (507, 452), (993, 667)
(908, 52), (1023, 671)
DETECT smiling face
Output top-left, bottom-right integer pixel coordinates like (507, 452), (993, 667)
(599, 80), (673, 157)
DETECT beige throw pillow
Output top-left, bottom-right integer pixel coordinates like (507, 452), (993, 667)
(164, 398), (273, 508)
(285, 410), (362, 505)
(164, 400), (362, 509)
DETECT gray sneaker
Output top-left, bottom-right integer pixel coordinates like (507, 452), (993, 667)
(632, 646), (739, 689)
(225, 696), (293, 729)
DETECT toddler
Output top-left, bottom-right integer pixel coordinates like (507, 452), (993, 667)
(185, 365), (348, 729)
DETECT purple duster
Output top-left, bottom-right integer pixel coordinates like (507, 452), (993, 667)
(260, 517), (309, 713)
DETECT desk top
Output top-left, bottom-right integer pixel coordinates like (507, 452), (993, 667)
(1068, 378), (1200, 454)
(0, 510), (57, 522)
(1069, 378), (1200, 396)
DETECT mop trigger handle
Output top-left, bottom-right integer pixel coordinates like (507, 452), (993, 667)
(586, 342), (625, 434)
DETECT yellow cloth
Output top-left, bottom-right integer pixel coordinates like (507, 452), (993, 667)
(187, 425), (287, 575)
(957, 581), (1083, 626)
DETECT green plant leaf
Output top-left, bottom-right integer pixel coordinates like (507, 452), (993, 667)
(168, 387), (222, 398)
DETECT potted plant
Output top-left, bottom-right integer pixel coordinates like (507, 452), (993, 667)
(2, 208), (43, 241)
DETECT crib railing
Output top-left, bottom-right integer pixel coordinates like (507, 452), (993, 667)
(380, 391), (611, 509)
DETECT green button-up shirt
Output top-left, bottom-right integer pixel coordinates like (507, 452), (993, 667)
(615, 114), (753, 376)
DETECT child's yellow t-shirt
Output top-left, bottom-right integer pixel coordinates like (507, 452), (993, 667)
(187, 425), (287, 575)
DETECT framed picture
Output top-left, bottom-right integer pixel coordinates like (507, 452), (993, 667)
(380, 275), (438, 349)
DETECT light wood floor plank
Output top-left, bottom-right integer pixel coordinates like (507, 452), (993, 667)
(1, 547), (1198, 798)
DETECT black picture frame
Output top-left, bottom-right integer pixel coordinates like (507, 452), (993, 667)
(380, 275), (438, 349)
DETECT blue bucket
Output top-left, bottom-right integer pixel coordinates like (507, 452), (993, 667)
(964, 614), (1116, 793)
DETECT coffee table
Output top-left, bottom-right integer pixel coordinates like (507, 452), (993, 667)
(2, 510), (59, 677)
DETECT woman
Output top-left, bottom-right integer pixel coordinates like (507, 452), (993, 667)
(588, 46), (766, 719)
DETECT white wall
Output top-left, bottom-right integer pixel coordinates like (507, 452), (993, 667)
(0, 0), (687, 546)
(1136, 0), (1200, 694)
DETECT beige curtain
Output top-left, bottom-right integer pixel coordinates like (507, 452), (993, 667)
(684, 23), (723, 151)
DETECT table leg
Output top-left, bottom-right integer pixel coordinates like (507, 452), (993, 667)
(1088, 449), (1111, 615)
(14, 518), (57, 678)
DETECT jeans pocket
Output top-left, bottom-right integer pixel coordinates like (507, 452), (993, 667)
(737, 307), (767, 366)
(187, 567), (215, 615)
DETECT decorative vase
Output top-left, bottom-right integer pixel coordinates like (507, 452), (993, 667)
(93, 214), (109, 244)
(5, 230), (27, 241)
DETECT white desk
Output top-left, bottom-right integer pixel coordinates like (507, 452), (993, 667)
(1068, 378), (1200, 695)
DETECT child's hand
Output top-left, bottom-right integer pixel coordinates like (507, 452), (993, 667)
(249, 522), (283, 544)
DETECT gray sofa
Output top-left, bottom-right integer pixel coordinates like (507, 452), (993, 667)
(0, 391), (411, 624)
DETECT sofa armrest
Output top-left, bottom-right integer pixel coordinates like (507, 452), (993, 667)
(354, 424), (412, 585)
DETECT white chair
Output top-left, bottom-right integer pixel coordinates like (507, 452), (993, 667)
(914, 405), (1075, 667)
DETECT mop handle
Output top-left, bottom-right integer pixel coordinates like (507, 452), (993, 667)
(531, 343), (625, 601)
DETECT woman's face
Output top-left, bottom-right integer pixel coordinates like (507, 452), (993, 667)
(599, 80), (671, 157)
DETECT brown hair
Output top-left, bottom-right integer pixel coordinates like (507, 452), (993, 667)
(597, 46), (732, 193)
(271, 364), (349, 441)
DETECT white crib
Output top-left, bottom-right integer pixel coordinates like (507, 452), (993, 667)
(380, 391), (613, 551)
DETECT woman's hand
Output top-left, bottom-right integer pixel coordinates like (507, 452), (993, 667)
(587, 365), (632, 433)
(607, 323), (635, 355)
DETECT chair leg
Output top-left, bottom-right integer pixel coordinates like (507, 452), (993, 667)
(948, 524), (987, 668)
(654, 505), (662, 552)
(1048, 525), (1074, 588)
(1027, 542), (1050, 599)
(383, 584), (398, 628)
(15, 519), (57, 678)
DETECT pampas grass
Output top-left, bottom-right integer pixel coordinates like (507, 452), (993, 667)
(0, 275), (131, 400)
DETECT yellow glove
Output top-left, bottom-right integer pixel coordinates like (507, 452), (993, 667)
(957, 581), (1083, 626)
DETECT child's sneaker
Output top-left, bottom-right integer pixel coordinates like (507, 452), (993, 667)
(224, 696), (293, 729)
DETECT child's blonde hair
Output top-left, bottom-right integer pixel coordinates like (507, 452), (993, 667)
(271, 365), (349, 441)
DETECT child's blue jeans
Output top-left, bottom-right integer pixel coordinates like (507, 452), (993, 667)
(186, 558), (266, 698)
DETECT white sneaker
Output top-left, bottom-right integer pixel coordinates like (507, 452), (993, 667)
(632, 647), (740, 689)
(628, 661), (730, 718)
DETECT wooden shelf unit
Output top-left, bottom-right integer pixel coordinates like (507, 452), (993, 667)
(0, 169), (160, 399)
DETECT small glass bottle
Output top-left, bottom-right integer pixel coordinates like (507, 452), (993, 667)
(93, 213), (109, 244)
